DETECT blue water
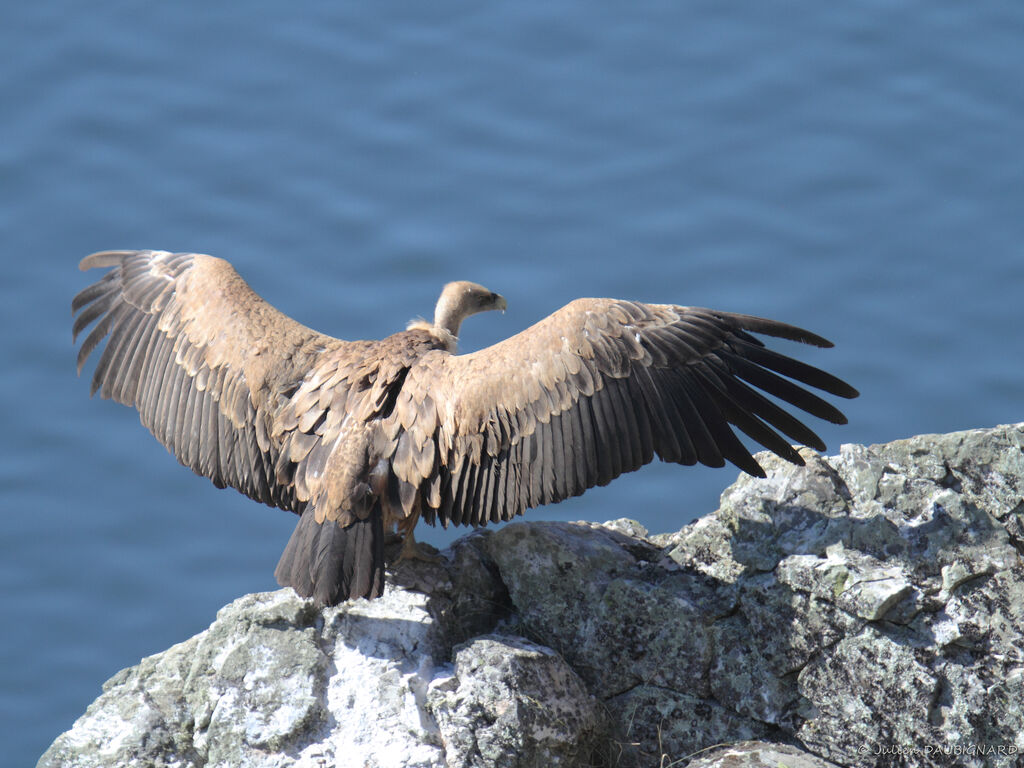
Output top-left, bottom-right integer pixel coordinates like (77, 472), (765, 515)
(3, 3), (1023, 763)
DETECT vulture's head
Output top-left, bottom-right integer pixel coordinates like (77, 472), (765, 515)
(433, 281), (507, 337)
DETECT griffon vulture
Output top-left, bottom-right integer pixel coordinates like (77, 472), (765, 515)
(73, 250), (858, 606)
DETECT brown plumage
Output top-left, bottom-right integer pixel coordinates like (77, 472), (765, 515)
(73, 250), (858, 606)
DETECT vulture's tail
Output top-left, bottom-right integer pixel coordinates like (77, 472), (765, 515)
(275, 506), (385, 606)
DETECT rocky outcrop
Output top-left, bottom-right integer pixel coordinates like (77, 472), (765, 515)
(40, 424), (1024, 768)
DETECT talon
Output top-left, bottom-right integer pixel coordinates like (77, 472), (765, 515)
(394, 529), (446, 565)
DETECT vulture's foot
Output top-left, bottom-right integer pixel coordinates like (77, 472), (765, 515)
(394, 530), (446, 565)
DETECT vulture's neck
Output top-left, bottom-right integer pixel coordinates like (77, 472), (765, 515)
(433, 292), (468, 339)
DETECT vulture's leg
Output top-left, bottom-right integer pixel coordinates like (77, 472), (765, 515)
(395, 528), (445, 564)
(394, 510), (445, 564)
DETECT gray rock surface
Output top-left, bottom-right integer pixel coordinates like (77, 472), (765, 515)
(40, 424), (1024, 768)
(428, 635), (606, 767)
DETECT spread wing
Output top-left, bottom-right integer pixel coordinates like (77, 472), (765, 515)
(388, 298), (858, 528)
(72, 250), (371, 515)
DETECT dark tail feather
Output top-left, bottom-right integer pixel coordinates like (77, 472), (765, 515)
(275, 506), (384, 606)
